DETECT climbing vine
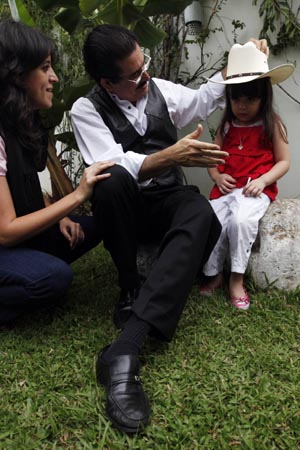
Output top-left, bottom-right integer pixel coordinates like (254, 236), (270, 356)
(150, 0), (245, 86)
(253, 0), (300, 54)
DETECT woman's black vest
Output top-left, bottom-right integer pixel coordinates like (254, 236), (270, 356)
(5, 132), (46, 217)
(86, 79), (184, 188)
(3, 130), (57, 251)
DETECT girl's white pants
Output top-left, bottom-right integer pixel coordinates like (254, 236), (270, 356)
(203, 188), (270, 275)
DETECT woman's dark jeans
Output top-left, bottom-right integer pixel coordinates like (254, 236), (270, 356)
(0, 216), (101, 323)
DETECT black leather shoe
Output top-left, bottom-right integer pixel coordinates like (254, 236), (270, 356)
(96, 349), (150, 433)
(113, 287), (140, 330)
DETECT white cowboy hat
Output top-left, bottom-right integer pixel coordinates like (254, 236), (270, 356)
(208, 41), (294, 85)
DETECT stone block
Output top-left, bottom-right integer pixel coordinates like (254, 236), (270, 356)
(248, 198), (300, 290)
(136, 199), (300, 291)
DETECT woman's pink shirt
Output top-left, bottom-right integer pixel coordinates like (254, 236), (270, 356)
(0, 136), (7, 176)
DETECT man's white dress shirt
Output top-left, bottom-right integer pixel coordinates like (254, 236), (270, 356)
(71, 73), (225, 184)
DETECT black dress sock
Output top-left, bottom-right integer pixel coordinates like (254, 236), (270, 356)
(102, 313), (152, 362)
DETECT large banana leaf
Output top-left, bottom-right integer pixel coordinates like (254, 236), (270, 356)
(79, 0), (105, 16)
(30, 0), (190, 46)
(8, 0), (34, 24)
(140, 0), (192, 16)
(63, 76), (95, 110)
(54, 7), (83, 33)
(33, 0), (79, 11)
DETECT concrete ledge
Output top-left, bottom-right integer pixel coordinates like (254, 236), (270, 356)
(248, 198), (300, 290)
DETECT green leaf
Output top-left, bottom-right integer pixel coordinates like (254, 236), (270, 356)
(33, 0), (79, 11)
(54, 131), (75, 144)
(8, 0), (34, 24)
(40, 96), (65, 129)
(142, 0), (191, 16)
(54, 7), (82, 33)
(15, 0), (35, 25)
(63, 76), (95, 110)
(79, 0), (104, 15)
(97, 2), (167, 48)
(93, 1), (121, 24)
(133, 18), (166, 48)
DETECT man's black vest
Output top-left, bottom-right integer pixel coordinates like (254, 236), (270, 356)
(87, 79), (184, 188)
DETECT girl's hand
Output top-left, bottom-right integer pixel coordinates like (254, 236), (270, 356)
(215, 173), (236, 194)
(243, 178), (266, 197)
(75, 161), (115, 202)
(59, 217), (85, 249)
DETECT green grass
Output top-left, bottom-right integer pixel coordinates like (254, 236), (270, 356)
(1, 244), (300, 449)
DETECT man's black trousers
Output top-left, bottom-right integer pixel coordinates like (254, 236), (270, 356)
(92, 165), (221, 340)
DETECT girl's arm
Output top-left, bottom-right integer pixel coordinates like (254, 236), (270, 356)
(0, 161), (114, 247)
(208, 130), (236, 194)
(243, 121), (290, 197)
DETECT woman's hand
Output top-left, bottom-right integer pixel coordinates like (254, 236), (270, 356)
(59, 217), (85, 249)
(75, 161), (115, 202)
(215, 173), (236, 195)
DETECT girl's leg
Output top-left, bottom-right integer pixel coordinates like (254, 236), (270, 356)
(227, 190), (270, 304)
(200, 195), (232, 294)
(203, 196), (232, 276)
(0, 246), (73, 323)
(229, 272), (250, 310)
(229, 272), (245, 297)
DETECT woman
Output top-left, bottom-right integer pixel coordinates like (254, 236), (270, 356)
(0, 19), (114, 323)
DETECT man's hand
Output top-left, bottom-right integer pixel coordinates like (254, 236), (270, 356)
(59, 217), (85, 250)
(171, 124), (228, 168)
(249, 38), (269, 57)
(139, 124), (228, 181)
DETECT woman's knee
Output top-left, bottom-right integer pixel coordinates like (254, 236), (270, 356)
(0, 250), (73, 322)
(27, 258), (73, 301)
(0, 250), (73, 303)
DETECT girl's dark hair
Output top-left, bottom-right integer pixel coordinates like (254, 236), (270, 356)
(219, 77), (287, 144)
(83, 24), (138, 83)
(0, 19), (55, 151)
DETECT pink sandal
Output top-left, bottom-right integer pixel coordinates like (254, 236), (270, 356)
(230, 291), (250, 310)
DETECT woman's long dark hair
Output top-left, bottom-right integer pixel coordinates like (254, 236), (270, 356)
(0, 19), (55, 153)
(219, 78), (288, 144)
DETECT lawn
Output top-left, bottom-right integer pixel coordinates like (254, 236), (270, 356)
(1, 243), (300, 449)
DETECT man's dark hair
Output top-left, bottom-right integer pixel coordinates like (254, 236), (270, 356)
(83, 24), (139, 83)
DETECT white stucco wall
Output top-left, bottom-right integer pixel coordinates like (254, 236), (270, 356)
(41, 2), (299, 198)
(182, 0), (300, 199)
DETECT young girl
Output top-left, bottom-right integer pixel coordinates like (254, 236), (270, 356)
(0, 19), (114, 323)
(200, 42), (294, 310)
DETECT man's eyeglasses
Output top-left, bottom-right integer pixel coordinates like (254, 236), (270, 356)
(119, 53), (151, 85)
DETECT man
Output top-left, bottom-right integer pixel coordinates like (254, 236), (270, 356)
(71, 24), (268, 433)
